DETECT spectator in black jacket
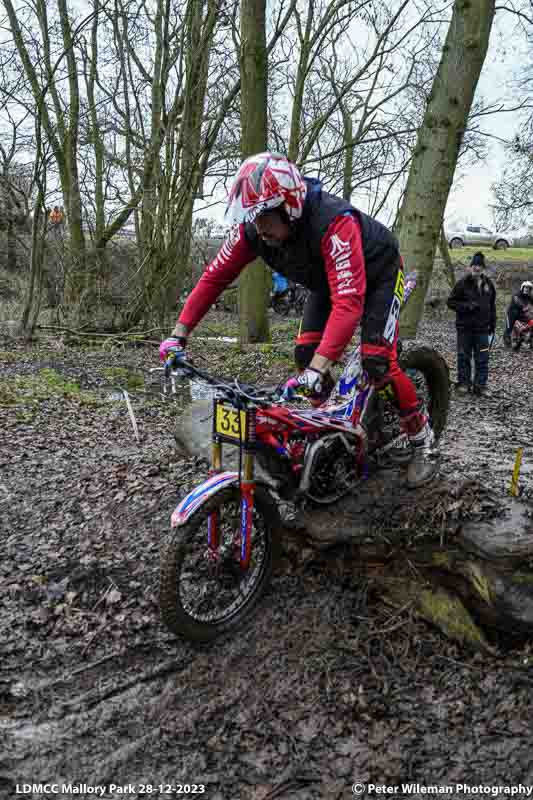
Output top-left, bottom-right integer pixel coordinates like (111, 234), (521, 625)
(447, 252), (497, 396)
(503, 281), (533, 347)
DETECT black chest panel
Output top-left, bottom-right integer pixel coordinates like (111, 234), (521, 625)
(244, 184), (399, 294)
(254, 231), (327, 292)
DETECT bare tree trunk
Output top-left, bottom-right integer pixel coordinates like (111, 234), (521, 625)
(287, 2), (314, 163)
(238, 0), (270, 344)
(21, 128), (47, 339)
(167, 0), (218, 308)
(83, 0), (106, 282)
(21, 206), (47, 339)
(398, 0), (496, 338)
(3, 0), (87, 306)
(342, 112), (354, 202)
(56, 0), (86, 305)
(438, 226), (455, 289)
(6, 221), (16, 272)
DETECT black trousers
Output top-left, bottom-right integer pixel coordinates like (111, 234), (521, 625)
(457, 330), (490, 387)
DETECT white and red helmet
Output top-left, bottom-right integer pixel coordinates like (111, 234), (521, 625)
(225, 152), (307, 225)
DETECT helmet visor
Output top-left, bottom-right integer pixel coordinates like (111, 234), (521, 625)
(225, 194), (284, 226)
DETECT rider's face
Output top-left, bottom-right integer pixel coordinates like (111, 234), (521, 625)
(255, 211), (290, 248)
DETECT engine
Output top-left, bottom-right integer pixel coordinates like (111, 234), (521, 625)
(300, 432), (358, 505)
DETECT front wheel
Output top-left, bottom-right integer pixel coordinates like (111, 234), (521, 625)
(160, 486), (280, 641)
(449, 237), (463, 249)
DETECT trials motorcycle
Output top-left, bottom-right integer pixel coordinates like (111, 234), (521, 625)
(158, 277), (450, 641)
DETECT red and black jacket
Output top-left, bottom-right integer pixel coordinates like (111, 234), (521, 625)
(178, 178), (399, 361)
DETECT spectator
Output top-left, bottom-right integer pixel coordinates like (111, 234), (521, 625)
(48, 205), (65, 240)
(272, 271), (289, 297)
(503, 281), (533, 348)
(447, 251), (496, 396)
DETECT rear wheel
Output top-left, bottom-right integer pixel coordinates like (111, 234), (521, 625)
(400, 346), (450, 439)
(450, 237), (463, 249)
(160, 486), (279, 641)
(272, 292), (291, 316)
(369, 346), (450, 464)
(494, 239), (509, 250)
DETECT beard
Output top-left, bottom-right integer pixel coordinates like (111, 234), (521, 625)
(262, 237), (284, 249)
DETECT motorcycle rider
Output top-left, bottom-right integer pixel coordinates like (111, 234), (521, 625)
(160, 152), (438, 488)
(504, 281), (533, 348)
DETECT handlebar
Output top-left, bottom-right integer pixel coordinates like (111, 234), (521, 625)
(154, 357), (283, 407)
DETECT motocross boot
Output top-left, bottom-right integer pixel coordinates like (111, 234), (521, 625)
(401, 411), (438, 489)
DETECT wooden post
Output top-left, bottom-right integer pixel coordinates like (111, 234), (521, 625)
(510, 447), (523, 497)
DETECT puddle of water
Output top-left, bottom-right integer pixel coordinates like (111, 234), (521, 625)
(105, 375), (218, 408)
(0, 714), (57, 742)
(106, 391), (125, 402)
(195, 336), (237, 344)
(106, 380), (216, 404)
(190, 380), (216, 402)
(492, 463), (533, 475)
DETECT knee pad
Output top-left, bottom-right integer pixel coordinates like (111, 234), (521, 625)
(294, 342), (318, 370)
(362, 354), (390, 382)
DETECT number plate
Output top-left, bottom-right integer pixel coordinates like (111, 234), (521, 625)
(215, 403), (247, 441)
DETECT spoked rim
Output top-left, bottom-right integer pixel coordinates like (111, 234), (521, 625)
(375, 366), (432, 462)
(177, 496), (269, 626)
(405, 366), (432, 418)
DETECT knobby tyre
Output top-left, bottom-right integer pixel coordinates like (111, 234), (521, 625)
(272, 295), (290, 316)
(160, 486), (280, 641)
(399, 345), (450, 439)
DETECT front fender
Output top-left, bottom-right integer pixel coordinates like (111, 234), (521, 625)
(170, 471), (239, 528)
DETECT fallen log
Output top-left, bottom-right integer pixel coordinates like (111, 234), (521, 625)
(298, 470), (533, 649)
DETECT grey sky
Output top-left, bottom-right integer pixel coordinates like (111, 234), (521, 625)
(200, 9), (529, 233)
(445, 11), (529, 231)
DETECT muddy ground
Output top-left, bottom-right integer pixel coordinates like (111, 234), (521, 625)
(1, 312), (533, 800)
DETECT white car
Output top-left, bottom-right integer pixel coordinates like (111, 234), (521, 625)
(446, 224), (514, 250)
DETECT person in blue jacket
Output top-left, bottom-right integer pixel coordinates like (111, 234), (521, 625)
(272, 271), (289, 297)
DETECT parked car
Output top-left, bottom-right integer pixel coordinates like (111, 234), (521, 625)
(446, 224), (514, 250)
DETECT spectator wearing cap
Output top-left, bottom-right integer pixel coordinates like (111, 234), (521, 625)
(447, 251), (496, 396)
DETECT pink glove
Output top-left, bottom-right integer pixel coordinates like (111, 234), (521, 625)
(282, 367), (325, 400)
(159, 336), (187, 363)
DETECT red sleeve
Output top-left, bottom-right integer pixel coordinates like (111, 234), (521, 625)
(316, 214), (366, 362)
(178, 224), (255, 330)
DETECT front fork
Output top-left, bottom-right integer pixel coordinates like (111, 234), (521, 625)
(239, 453), (255, 569)
(351, 379), (373, 480)
(208, 441), (255, 569)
